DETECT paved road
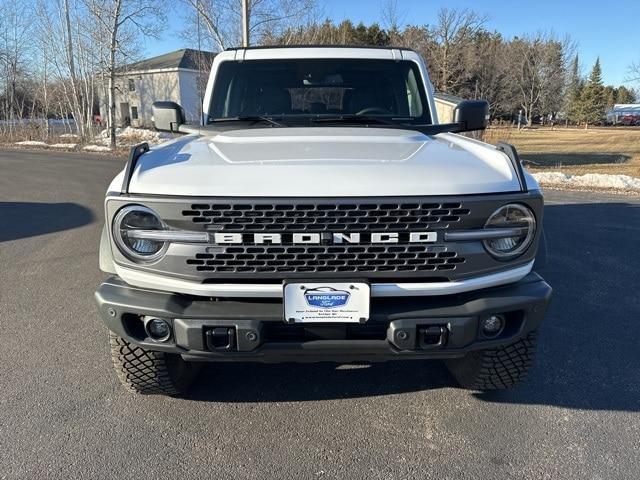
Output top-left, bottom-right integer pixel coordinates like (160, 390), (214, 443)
(1, 149), (639, 480)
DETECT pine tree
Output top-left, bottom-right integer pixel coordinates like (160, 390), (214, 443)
(616, 86), (636, 104)
(604, 86), (616, 111)
(564, 54), (583, 124)
(579, 58), (606, 128)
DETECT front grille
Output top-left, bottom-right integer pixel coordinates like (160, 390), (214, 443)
(181, 202), (471, 231)
(107, 194), (545, 282)
(180, 200), (472, 276)
(186, 245), (465, 274)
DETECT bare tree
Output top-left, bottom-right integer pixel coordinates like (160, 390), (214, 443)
(460, 31), (510, 111)
(0, 0), (33, 138)
(430, 8), (487, 93)
(380, 0), (405, 44)
(35, 0), (101, 139)
(82, 0), (166, 148)
(182, 0), (317, 51)
(626, 61), (640, 84)
(380, 0), (404, 31)
(508, 34), (567, 126)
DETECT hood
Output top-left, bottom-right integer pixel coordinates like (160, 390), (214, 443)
(125, 127), (522, 197)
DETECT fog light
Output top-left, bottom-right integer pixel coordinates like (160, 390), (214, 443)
(144, 317), (171, 342)
(481, 315), (505, 338)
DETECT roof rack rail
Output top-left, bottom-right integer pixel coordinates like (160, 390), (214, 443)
(224, 45), (415, 52)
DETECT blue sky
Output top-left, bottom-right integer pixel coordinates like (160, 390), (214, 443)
(145, 0), (639, 87)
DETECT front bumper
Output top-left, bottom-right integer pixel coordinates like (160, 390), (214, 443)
(95, 274), (552, 363)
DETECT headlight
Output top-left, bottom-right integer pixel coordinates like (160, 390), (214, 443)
(112, 205), (167, 262)
(483, 204), (536, 260)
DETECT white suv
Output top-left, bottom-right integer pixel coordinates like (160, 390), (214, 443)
(96, 46), (551, 396)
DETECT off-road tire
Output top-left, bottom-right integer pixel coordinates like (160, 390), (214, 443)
(445, 330), (538, 390)
(109, 332), (201, 396)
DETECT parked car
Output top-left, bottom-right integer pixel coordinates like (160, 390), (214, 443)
(96, 46), (552, 396)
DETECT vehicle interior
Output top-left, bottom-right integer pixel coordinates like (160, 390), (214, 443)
(208, 58), (431, 123)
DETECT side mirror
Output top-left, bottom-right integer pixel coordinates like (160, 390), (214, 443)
(453, 100), (490, 132)
(152, 101), (185, 132)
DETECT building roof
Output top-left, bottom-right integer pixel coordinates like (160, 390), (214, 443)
(122, 49), (216, 72)
(611, 104), (640, 113)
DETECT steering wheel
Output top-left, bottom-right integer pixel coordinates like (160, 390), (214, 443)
(355, 107), (390, 116)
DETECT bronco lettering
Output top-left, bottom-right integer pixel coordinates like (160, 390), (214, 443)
(211, 231), (438, 245)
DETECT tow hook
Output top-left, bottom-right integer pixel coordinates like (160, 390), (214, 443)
(205, 327), (237, 351)
(388, 321), (449, 350)
(418, 326), (448, 349)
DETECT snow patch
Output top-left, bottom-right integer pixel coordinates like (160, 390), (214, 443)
(98, 127), (172, 146)
(15, 140), (48, 147)
(60, 133), (79, 139)
(49, 143), (78, 149)
(15, 141), (78, 149)
(83, 145), (112, 152)
(533, 172), (640, 191)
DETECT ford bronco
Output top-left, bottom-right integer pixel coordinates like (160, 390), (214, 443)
(95, 46), (552, 396)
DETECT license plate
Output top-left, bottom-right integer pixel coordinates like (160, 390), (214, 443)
(283, 282), (370, 323)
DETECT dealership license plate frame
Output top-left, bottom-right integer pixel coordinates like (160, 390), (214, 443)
(283, 281), (370, 324)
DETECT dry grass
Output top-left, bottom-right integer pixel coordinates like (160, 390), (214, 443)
(484, 126), (640, 177)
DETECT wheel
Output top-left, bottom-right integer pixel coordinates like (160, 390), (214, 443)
(445, 330), (538, 390)
(109, 332), (201, 396)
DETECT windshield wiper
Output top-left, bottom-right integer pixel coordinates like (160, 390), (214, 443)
(208, 115), (285, 127)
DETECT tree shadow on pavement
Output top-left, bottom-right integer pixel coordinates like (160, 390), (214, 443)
(187, 200), (639, 411)
(0, 202), (94, 242)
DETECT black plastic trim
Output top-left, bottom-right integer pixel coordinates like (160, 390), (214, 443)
(120, 142), (150, 194)
(496, 142), (528, 193)
(95, 272), (552, 362)
(225, 45), (416, 52)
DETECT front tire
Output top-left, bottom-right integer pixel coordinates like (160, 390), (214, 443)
(445, 330), (538, 390)
(109, 332), (201, 396)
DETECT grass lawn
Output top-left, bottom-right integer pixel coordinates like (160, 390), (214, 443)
(484, 126), (640, 178)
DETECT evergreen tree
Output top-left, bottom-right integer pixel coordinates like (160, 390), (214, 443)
(564, 54), (583, 124)
(603, 85), (636, 113)
(616, 86), (636, 104)
(604, 85), (616, 111)
(579, 58), (606, 128)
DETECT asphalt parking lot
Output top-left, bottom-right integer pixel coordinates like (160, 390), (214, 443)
(1, 149), (639, 479)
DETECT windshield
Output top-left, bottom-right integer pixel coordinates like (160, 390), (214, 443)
(208, 58), (431, 125)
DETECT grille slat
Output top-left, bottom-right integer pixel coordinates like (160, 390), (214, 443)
(189, 246), (465, 274)
(182, 202), (470, 232)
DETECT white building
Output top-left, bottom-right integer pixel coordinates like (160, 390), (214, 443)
(433, 92), (465, 123)
(99, 49), (216, 128)
(606, 104), (640, 125)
